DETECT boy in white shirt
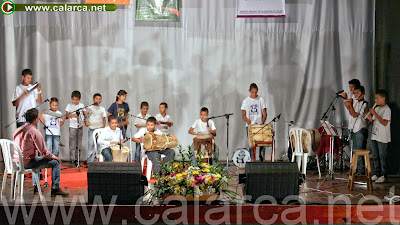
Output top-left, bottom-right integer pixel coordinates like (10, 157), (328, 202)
(345, 86), (369, 175)
(155, 102), (173, 134)
(367, 89), (391, 183)
(134, 102), (151, 162)
(241, 83), (267, 161)
(66, 91), (87, 167)
(12, 69), (42, 128)
(40, 97), (65, 157)
(340, 79), (361, 127)
(132, 117), (175, 174)
(97, 115), (124, 162)
(85, 93), (107, 164)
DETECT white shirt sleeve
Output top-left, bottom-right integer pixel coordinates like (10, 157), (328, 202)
(65, 104), (71, 112)
(191, 120), (198, 129)
(97, 129), (111, 146)
(33, 89), (38, 100)
(102, 107), (107, 118)
(209, 120), (216, 130)
(168, 115), (172, 123)
(134, 129), (145, 139)
(154, 130), (163, 135)
(261, 97), (267, 109)
(240, 99), (247, 111)
(383, 107), (391, 121)
(12, 86), (22, 102)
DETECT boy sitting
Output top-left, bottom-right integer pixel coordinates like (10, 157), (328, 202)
(132, 117), (175, 174)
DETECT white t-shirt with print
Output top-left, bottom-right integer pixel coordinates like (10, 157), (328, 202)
(86, 105), (107, 129)
(241, 96), (267, 127)
(42, 110), (62, 136)
(155, 113), (172, 134)
(65, 103), (86, 128)
(371, 104), (391, 143)
(191, 119), (216, 135)
(12, 84), (39, 122)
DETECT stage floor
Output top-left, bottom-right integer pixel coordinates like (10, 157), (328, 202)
(1, 162), (400, 224)
(0, 161), (398, 206)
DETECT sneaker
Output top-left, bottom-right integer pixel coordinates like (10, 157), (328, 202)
(371, 175), (379, 181)
(384, 192), (395, 201)
(375, 176), (386, 183)
(51, 189), (69, 197)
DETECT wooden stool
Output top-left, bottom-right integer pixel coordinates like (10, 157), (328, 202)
(253, 141), (274, 162)
(347, 150), (373, 191)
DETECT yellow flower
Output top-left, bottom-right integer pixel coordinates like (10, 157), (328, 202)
(201, 168), (210, 173)
(176, 173), (184, 182)
(187, 178), (195, 187)
(181, 171), (187, 176)
(215, 174), (221, 180)
(192, 170), (200, 176)
(200, 163), (210, 168)
(174, 186), (181, 195)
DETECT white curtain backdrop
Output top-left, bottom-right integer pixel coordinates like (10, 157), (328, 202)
(0, 0), (375, 162)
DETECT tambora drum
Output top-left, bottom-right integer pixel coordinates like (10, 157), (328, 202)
(111, 145), (130, 162)
(290, 129), (321, 154)
(232, 148), (251, 168)
(143, 132), (178, 151)
(193, 134), (214, 159)
(248, 124), (273, 148)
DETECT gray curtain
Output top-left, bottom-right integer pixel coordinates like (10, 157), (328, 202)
(0, 0), (375, 162)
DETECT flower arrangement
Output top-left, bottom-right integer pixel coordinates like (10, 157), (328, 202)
(145, 145), (241, 203)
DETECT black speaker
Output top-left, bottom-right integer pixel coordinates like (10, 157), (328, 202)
(245, 162), (300, 202)
(87, 162), (146, 205)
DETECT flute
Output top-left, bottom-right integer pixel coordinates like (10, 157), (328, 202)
(365, 103), (377, 119)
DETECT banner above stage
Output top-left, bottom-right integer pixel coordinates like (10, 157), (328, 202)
(135, 0), (180, 22)
(237, 0), (285, 18)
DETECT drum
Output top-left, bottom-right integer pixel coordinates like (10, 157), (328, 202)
(193, 135), (214, 159)
(232, 148), (251, 168)
(290, 129), (321, 154)
(248, 124), (273, 148)
(143, 132), (178, 151)
(111, 145), (130, 162)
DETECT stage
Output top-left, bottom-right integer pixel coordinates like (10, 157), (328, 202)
(1, 162), (400, 224)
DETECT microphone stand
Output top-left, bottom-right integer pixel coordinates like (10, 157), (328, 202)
(130, 115), (147, 162)
(57, 102), (96, 172)
(4, 99), (49, 128)
(207, 113), (233, 170)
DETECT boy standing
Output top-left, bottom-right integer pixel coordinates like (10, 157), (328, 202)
(241, 83), (267, 161)
(134, 102), (151, 162)
(85, 93), (107, 164)
(367, 89), (391, 183)
(97, 115), (124, 162)
(12, 69), (42, 128)
(40, 97), (65, 157)
(66, 91), (86, 167)
(155, 102), (173, 134)
(132, 117), (175, 174)
(345, 86), (369, 174)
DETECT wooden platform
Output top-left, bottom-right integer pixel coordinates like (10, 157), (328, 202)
(1, 162), (400, 224)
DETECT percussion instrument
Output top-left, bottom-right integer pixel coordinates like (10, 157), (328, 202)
(193, 134), (214, 160)
(143, 132), (178, 151)
(232, 148), (251, 168)
(290, 129), (321, 154)
(248, 124), (273, 148)
(27, 82), (39, 93)
(44, 110), (63, 118)
(111, 145), (130, 162)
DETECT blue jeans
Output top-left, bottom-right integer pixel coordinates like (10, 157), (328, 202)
(351, 128), (368, 174)
(246, 127), (265, 161)
(87, 128), (99, 163)
(135, 143), (141, 162)
(101, 147), (113, 162)
(45, 135), (60, 157)
(24, 156), (61, 189)
(371, 140), (388, 178)
(17, 122), (26, 128)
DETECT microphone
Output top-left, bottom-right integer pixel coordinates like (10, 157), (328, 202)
(336, 90), (344, 95)
(42, 99), (50, 103)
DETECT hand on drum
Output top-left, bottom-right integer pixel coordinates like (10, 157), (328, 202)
(168, 134), (177, 140)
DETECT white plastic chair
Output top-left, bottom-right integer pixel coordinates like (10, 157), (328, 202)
(9, 140), (44, 200)
(289, 128), (321, 177)
(1, 139), (17, 199)
(141, 151), (166, 181)
(93, 128), (105, 162)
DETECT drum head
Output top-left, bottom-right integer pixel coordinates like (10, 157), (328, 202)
(143, 133), (154, 150)
(232, 148), (251, 168)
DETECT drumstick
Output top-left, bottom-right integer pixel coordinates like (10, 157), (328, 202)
(365, 103), (377, 119)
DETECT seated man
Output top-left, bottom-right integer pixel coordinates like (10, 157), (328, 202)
(13, 108), (68, 196)
(132, 117), (175, 174)
(97, 115), (124, 162)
